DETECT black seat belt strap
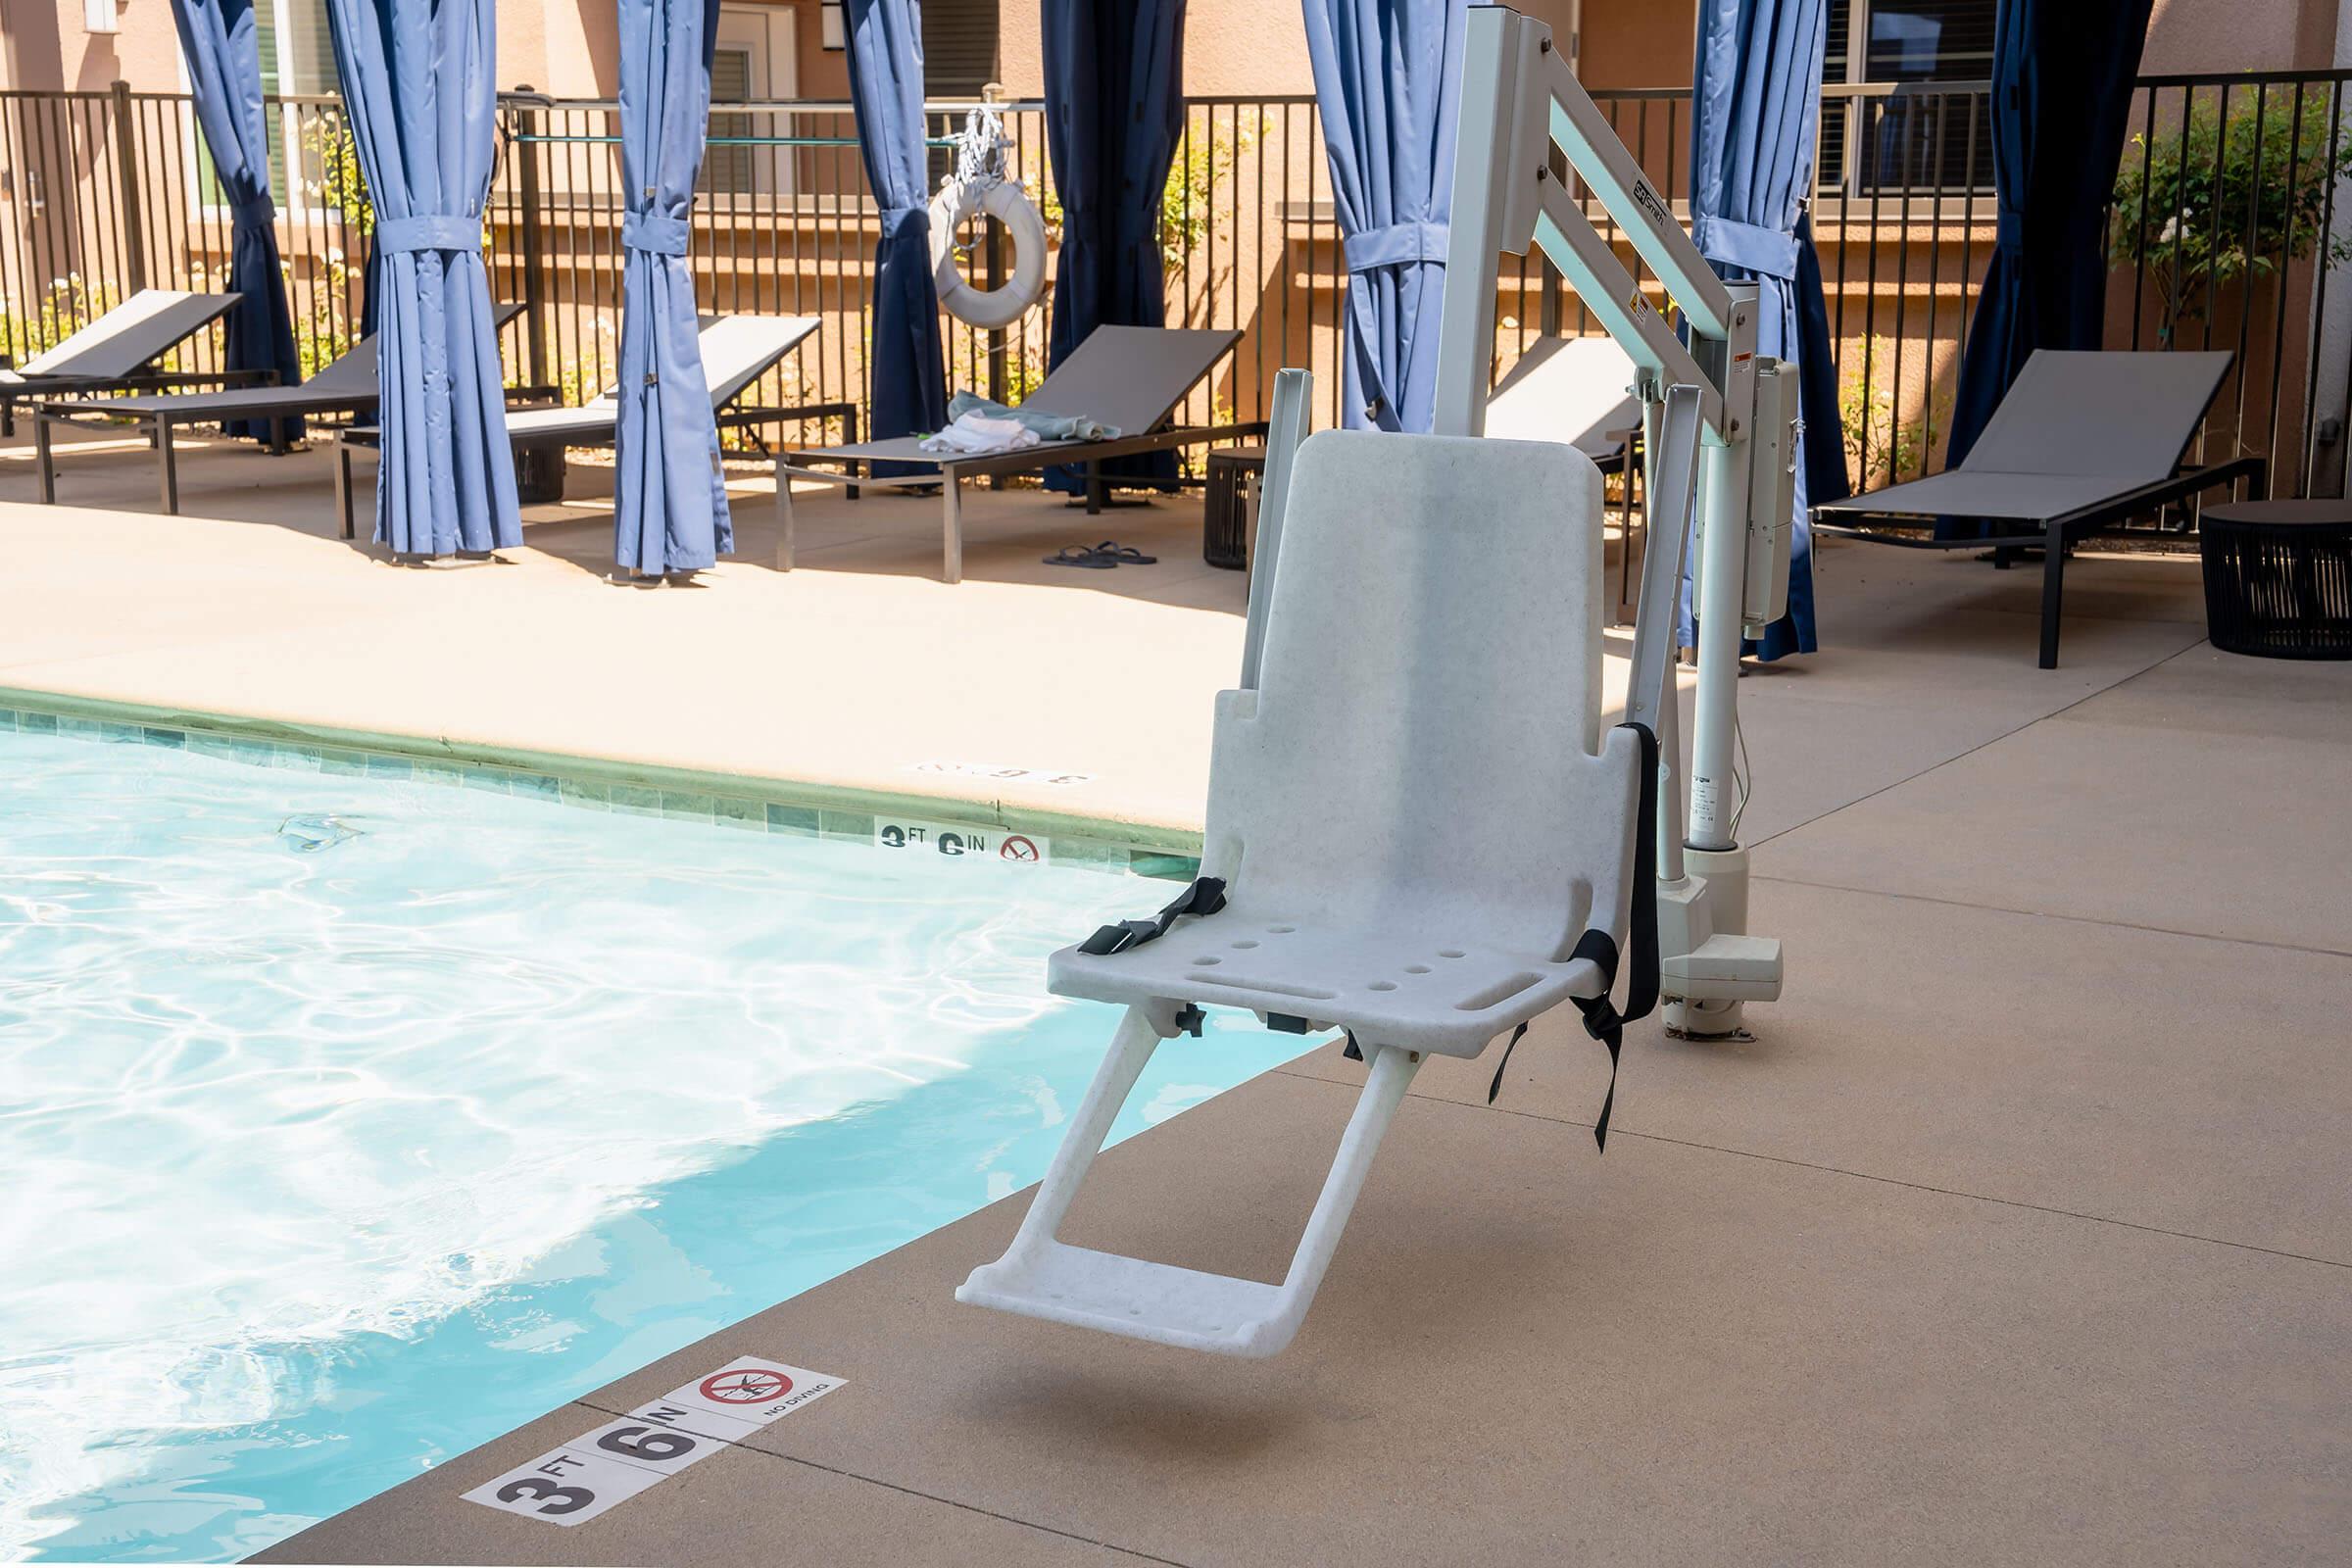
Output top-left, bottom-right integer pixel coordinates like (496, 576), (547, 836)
(1485, 722), (1661, 1152)
(1077, 876), (1228, 956)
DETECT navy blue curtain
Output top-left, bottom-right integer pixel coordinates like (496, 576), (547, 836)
(1688, 0), (1841, 661)
(612, 0), (729, 576)
(844, 0), (948, 461)
(169, 0), (301, 442)
(1943, 0), (2156, 466)
(1301, 0), (1465, 434)
(320, 0), (518, 556)
(1040, 0), (1187, 490)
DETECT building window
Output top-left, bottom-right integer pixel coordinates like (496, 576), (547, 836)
(1821, 0), (1997, 196)
(821, 1), (845, 51)
(707, 46), (756, 196)
(191, 0), (341, 213)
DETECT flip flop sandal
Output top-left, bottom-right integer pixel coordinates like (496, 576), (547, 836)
(1092, 542), (1158, 565)
(1045, 545), (1117, 568)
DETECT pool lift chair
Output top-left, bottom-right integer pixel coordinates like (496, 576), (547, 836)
(958, 5), (1787, 1357)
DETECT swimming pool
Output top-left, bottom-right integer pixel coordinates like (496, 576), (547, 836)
(0, 716), (1299, 1561)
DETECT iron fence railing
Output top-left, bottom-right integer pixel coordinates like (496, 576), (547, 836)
(3, 72), (2348, 516)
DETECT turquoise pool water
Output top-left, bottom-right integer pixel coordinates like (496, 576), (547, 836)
(0, 721), (1297, 1561)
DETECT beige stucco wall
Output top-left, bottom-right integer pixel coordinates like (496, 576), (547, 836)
(998, 1), (1667, 101)
(0, 0), (833, 98)
(2144, 0), (2340, 73)
(2, 0), (180, 92)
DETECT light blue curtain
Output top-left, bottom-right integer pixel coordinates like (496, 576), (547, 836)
(1689, 0), (1840, 660)
(844, 0), (948, 458)
(168, 0), (301, 441)
(1300, 0), (1466, 433)
(319, 0), (518, 556)
(612, 0), (729, 576)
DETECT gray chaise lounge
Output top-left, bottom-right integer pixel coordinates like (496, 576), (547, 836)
(1812, 350), (2265, 667)
(773, 323), (1258, 583)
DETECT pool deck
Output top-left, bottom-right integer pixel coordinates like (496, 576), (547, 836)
(5, 433), (2349, 1564)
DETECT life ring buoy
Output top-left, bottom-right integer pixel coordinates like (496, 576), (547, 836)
(929, 177), (1047, 330)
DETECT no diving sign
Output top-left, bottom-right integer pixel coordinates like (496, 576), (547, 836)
(875, 815), (1053, 866)
(462, 1357), (845, 1528)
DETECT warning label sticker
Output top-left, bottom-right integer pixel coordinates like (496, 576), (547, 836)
(907, 760), (1093, 788)
(875, 816), (1053, 866)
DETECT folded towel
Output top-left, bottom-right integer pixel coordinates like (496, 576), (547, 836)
(944, 389), (1121, 444)
(919, 412), (1043, 456)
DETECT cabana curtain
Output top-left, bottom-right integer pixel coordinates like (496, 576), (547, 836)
(168, 0), (301, 442)
(1301, 0), (1466, 434)
(1688, 0), (1843, 660)
(612, 0), (730, 576)
(844, 0), (948, 457)
(1944, 0), (2158, 466)
(320, 0), (519, 556)
(1040, 0), (1188, 489)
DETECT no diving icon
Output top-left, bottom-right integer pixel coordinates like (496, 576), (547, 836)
(1000, 835), (1041, 863)
(700, 1367), (792, 1404)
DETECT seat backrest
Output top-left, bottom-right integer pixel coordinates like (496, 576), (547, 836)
(302, 333), (381, 394)
(1960, 350), (2233, 481)
(20, 289), (236, 379)
(695, 313), (821, 406)
(1018, 324), (1239, 434)
(1205, 430), (1618, 947)
(299, 305), (519, 396)
(578, 314), (818, 412)
(1483, 335), (1641, 462)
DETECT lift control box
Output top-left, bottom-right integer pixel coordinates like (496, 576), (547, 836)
(1742, 361), (1798, 636)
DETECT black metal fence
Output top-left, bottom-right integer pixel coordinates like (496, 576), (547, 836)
(4, 71), (2347, 511)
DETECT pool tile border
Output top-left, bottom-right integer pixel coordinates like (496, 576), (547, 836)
(0, 701), (1200, 882)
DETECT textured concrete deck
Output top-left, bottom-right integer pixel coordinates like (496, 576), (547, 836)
(6, 431), (2347, 1564)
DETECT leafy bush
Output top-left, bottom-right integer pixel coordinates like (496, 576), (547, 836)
(2111, 93), (2352, 340)
(0, 275), (119, 364)
(1839, 338), (1947, 491)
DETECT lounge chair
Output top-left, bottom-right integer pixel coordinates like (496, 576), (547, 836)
(774, 323), (1259, 583)
(1484, 334), (1642, 612)
(958, 423), (1657, 1356)
(333, 313), (854, 540)
(1811, 349), (2266, 667)
(31, 305), (526, 515)
(0, 289), (242, 436)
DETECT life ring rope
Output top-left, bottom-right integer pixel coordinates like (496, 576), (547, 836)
(931, 106), (1047, 330)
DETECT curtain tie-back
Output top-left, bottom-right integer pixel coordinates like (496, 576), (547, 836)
(1342, 220), (1449, 273)
(229, 193), (278, 230)
(621, 213), (690, 256)
(376, 216), (481, 254)
(1993, 208), (2025, 257)
(1691, 213), (1799, 281)
(879, 203), (930, 240)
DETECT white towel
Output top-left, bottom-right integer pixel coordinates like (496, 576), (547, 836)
(919, 412), (1043, 456)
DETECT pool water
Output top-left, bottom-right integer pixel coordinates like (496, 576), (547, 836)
(0, 724), (1300, 1561)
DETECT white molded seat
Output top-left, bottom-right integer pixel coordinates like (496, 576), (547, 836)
(960, 428), (1643, 1356)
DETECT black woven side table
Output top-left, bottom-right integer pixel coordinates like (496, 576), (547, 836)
(1202, 445), (1265, 570)
(2200, 500), (2352, 660)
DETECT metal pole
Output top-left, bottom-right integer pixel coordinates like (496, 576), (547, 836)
(514, 99), (550, 391)
(110, 81), (148, 295)
(1686, 286), (1756, 855)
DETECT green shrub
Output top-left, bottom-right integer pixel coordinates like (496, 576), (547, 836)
(2111, 92), (2352, 341)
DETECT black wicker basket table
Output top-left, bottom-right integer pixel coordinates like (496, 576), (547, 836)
(2199, 499), (2352, 660)
(1202, 445), (1265, 570)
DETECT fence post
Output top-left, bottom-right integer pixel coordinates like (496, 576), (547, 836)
(514, 99), (550, 391)
(110, 80), (149, 295)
